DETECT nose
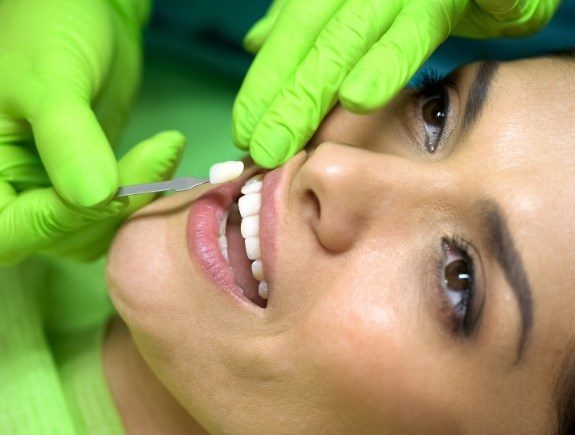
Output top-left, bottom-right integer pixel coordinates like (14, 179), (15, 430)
(298, 143), (447, 252)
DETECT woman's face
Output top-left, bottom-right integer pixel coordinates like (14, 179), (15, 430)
(107, 56), (575, 434)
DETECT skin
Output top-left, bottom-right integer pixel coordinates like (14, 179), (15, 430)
(104, 56), (575, 434)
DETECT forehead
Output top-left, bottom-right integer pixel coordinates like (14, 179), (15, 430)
(459, 56), (575, 360)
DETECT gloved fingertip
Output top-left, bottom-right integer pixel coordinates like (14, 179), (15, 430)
(475, 0), (520, 15)
(340, 76), (388, 114)
(243, 18), (271, 54)
(57, 158), (119, 208)
(231, 120), (251, 151)
(250, 141), (287, 169)
(152, 130), (186, 147)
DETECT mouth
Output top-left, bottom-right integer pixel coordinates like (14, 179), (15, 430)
(187, 170), (273, 309)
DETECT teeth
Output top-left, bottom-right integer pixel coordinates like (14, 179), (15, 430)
(221, 174), (269, 303)
(258, 281), (268, 299)
(219, 211), (229, 237)
(238, 194), (261, 218)
(244, 237), (260, 260)
(251, 260), (264, 281)
(240, 176), (263, 195)
(241, 215), (259, 238)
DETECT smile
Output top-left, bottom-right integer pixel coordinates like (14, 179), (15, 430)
(187, 169), (278, 309)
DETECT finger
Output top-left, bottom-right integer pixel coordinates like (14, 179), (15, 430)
(116, 130), (186, 215)
(243, 0), (290, 54)
(474, 0), (520, 15)
(44, 131), (186, 261)
(233, 0), (346, 150)
(340, 0), (469, 112)
(0, 182), (125, 265)
(460, 0), (560, 37)
(31, 94), (119, 208)
(92, 25), (141, 146)
(249, 0), (401, 168)
(0, 144), (49, 190)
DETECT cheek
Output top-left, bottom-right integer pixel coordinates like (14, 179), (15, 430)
(296, 276), (460, 432)
(106, 197), (192, 337)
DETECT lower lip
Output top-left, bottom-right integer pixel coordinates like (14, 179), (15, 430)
(186, 180), (245, 302)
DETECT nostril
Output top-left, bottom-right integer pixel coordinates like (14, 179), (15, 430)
(305, 189), (321, 223)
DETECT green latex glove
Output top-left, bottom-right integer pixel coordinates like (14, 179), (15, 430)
(0, 130), (185, 265)
(0, 0), (153, 264)
(233, 0), (562, 168)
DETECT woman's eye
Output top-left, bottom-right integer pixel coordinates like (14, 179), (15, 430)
(440, 239), (476, 336)
(419, 92), (448, 154)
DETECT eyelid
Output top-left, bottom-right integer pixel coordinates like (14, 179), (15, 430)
(432, 236), (487, 339)
(403, 82), (461, 157)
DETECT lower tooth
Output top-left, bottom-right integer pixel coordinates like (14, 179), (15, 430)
(258, 281), (268, 299)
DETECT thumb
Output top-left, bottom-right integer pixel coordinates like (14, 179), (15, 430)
(42, 131), (186, 260)
(117, 130), (186, 216)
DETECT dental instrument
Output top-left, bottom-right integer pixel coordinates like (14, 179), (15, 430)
(115, 161), (244, 198)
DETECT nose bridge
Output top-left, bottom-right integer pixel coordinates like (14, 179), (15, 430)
(299, 143), (441, 252)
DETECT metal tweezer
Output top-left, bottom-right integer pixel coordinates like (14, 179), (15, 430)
(115, 177), (209, 198)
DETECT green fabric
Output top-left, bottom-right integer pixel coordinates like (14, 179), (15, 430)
(232, 0), (563, 168)
(0, 257), (122, 435)
(115, 48), (245, 171)
(0, 46), (244, 434)
(0, 0), (194, 266)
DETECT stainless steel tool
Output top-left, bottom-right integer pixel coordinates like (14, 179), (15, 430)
(115, 177), (209, 198)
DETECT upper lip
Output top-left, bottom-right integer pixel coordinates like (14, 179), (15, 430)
(258, 151), (309, 296)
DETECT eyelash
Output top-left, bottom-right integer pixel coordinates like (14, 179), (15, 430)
(410, 69), (453, 153)
(433, 237), (481, 337)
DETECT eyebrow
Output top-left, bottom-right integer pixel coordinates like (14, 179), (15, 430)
(477, 200), (534, 362)
(461, 61), (500, 135)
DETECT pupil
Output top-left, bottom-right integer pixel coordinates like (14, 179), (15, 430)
(445, 260), (470, 292)
(423, 97), (446, 127)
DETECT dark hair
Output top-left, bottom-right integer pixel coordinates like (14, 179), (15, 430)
(539, 49), (575, 435)
(554, 346), (575, 434)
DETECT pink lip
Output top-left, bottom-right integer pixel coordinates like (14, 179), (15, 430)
(187, 153), (307, 307)
(259, 152), (309, 293)
(187, 176), (251, 304)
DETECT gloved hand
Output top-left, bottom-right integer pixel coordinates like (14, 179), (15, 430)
(0, 131), (185, 265)
(0, 0), (151, 264)
(233, 0), (562, 168)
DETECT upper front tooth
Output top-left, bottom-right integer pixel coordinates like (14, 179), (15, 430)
(238, 194), (261, 218)
(241, 178), (263, 195)
(251, 260), (264, 280)
(241, 215), (259, 238)
(244, 237), (261, 260)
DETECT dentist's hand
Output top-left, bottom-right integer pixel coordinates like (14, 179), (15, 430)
(0, 131), (185, 265)
(0, 0), (151, 264)
(233, 0), (561, 168)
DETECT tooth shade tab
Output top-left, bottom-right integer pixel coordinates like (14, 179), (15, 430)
(209, 161), (244, 184)
(238, 194), (261, 218)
